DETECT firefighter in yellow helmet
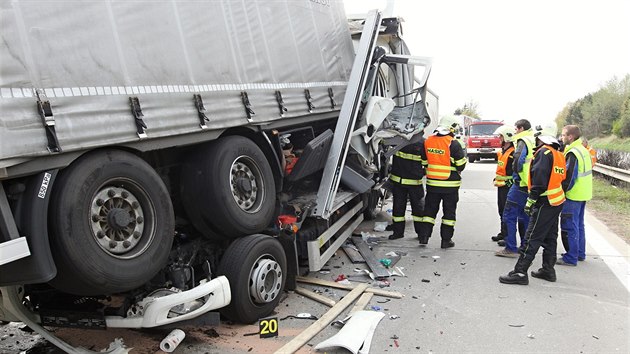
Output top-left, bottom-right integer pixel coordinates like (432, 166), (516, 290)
(417, 115), (467, 248)
(500, 122), (567, 285)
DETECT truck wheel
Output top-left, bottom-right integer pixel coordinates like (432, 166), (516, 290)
(217, 234), (286, 323)
(468, 156), (476, 163)
(363, 189), (381, 220)
(182, 136), (276, 239)
(49, 150), (174, 295)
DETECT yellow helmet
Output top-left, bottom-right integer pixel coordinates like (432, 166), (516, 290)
(534, 121), (558, 145)
(494, 125), (515, 142)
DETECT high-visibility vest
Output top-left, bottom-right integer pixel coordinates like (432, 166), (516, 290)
(494, 145), (515, 187)
(425, 135), (454, 180)
(565, 138), (593, 201)
(513, 130), (535, 187)
(586, 145), (597, 165)
(528, 146), (567, 206)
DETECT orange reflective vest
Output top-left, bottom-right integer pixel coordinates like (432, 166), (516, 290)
(586, 145), (597, 165)
(528, 146), (567, 206)
(494, 146), (515, 187)
(425, 135), (454, 180)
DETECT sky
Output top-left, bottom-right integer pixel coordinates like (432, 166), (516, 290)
(343, 0), (630, 126)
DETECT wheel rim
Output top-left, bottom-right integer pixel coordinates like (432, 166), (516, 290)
(229, 155), (265, 213)
(89, 180), (155, 259)
(249, 255), (283, 304)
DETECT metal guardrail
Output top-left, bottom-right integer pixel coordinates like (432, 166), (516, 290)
(593, 163), (630, 183)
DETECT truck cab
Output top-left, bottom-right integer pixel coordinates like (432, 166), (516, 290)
(465, 121), (505, 163)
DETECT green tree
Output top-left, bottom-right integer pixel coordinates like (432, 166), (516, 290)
(613, 95), (630, 138)
(555, 103), (571, 128)
(454, 100), (480, 118)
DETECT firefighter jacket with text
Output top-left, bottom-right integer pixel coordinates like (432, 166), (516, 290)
(424, 133), (467, 193)
(528, 144), (567, 206)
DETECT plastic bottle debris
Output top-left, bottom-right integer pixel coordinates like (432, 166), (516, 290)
(379, 258), (392, 268)
(373, 221), (388, 232)
(160, 329), (185, 353)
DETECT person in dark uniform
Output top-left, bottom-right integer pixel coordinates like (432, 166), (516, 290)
(387, 138), (426, 240)
(417, 115), (467, 249)
(491, 125), (516, 244)
(500, 122), (567, 285)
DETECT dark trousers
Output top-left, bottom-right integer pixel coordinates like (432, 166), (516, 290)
(391, 183), (425, 237)
(514, 201), (562, 274)
(497, 186), (509, 237)
(419, 191), (459, 240)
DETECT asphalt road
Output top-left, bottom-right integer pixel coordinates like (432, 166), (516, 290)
(2, 160), (629, 353)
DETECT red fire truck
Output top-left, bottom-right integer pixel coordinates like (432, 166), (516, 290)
(465, 120), (505, 163)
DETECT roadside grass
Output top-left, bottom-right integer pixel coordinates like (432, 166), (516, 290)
(587, 176), (630, 243)
(590, 136), (630, 152)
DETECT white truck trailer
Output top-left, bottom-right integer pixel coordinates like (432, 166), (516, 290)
(0, 1), (434, 351)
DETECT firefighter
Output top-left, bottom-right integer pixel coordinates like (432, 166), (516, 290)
(417, 115), (467, 248)
(491, 125), (516, 244)
(582, 137), (598, 165)
(495, 119), (534, 257)
(499, 122), (567, 285)
(558, 125), (593, 266)
(387, 139), (426, 240)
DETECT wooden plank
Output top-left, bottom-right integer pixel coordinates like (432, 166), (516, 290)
(294, 287), (336, 307)
(274, 283), (369, 354)
(349, 292), (374, 315)
(296, 276), (403, 299)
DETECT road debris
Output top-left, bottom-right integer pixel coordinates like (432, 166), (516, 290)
(376, 298), (391, 303)
(160, 329), (185, 353)
(433, 271), (441, 276)
(280, 313), (318, 321)
(592, 335), (600, 340)
(527, 334), (535, 339)
(422, 279), (430, 283)
(389, 314), (400, 320)
(373, 221), (388, 232)
(508, 324), (524, 327)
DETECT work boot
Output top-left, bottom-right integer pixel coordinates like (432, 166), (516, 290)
(556, 259), (577, 266)
(388, 234), (404, 240)
(531, 268), (556, 282)
(440, 239), (455, 249)
(495, 248), (518, 258)
(499, 271), (529, 285)
(491, 234), (504, 242)
(418, 235), (429, 246)
(497, 240), (506, 247)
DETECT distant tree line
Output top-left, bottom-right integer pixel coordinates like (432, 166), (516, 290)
(453, 100), (481, 118)
(555, 74), (630, 138)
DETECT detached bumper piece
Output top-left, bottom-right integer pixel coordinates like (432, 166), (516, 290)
(106, 276), (231, 328)
(0, 276), (231, 353)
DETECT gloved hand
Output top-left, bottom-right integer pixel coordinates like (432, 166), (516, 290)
(505, 179), (514, 188)
(524, 198), (536, 216)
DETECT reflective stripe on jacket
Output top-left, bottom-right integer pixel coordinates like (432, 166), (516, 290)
(494, 145), (515, 187)
(514, 130), (535, 187)
(425, 135), (454, 180)
(528, 146), (567, 206)
(564, 138), (593, 201)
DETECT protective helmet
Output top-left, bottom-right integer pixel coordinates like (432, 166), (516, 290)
(534, 121), (559, 145)
(437, 115), (460, 134)
(494, 125), (515, 142)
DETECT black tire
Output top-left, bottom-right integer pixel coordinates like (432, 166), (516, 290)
(181, 136), (276, 239)
(363, 189), (381, 220)
(217, 234), (286, 323)
(468, 155), (476, 163)
(49, 150), (174, 295)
